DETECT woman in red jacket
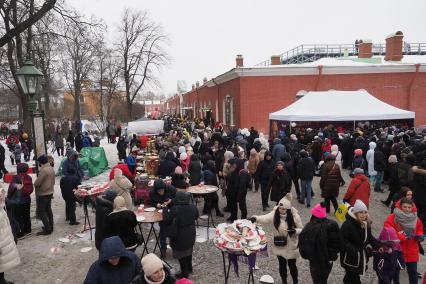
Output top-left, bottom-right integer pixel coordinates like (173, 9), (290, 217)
(384, 198), (424, 284)
(343, 168), (371, 208)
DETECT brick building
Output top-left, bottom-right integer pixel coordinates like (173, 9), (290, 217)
(165, 32), (426, 134)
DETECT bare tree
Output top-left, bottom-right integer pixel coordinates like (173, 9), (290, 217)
(33, 11), (61, 119)
(0, 0), (57, 47)
(59, 16), (104, 122)
(95, 44), (122, 124)
(116, 8), (169, 121)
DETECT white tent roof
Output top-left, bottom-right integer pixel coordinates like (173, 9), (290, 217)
(269, 90), (415, 121)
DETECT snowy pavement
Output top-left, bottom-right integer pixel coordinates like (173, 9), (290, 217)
(0, 139), (424, 283)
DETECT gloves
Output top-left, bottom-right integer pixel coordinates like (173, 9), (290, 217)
(414, 235), (424, 242)
(249, 217), (256, 223)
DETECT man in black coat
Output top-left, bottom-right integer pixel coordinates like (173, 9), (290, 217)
(75, 133), (83, 153)
(95, 190), (117, 250)
(256, 151), (274, 211)
(163, 192), (198, 278)
(60, 168), (81, 225)
(297, 150), (316, 207)
(236, 159), (251, 220)
(0, 143), (8, 179)
(157, 152), (177, 179)
(300, 202), (342, 284)
(374, 142), (387, 192)
(149, 179), (176, 257)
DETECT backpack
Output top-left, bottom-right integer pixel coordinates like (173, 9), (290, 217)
(298, 222), (321, 260)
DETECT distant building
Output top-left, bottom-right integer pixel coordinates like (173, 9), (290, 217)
(165, 31), (426, 133)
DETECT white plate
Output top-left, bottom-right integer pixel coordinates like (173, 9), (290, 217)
(144, 207), (156, 212)
(80, 247), (92, 253)
(196, 237), (207, 243)
(136, 216), (146, 222)
(199, 215), (209, 220)
(58, 238), (70, 243)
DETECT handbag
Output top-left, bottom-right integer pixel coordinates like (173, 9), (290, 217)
(273, 235), (288, 247)
(165, 217), (178, 238)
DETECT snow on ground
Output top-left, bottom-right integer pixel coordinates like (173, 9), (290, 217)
(0, 138), (424, 283)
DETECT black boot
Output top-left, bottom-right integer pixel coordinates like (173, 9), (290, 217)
(176, 258), (189, 279)
(187, 255), (193, 274)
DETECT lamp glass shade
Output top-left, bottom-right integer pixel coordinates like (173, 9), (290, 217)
(15, 59), (43, 97)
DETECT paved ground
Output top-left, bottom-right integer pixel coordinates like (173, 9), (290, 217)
(2, 139), (424, 284)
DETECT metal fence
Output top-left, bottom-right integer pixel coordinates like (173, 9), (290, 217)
(255, 42), (426, 66)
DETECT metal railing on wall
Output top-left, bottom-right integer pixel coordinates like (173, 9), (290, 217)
(255, 42), (426, 66)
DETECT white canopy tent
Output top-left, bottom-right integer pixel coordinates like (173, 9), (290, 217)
(269, 90), (415, 122)
(126, 119), (164, 136)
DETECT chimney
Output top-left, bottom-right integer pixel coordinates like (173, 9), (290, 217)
(385, 31), (404, 61)
(271, 55), (281, 65)
(358, 40), (372, 58)
(236, 54), (244, 67)
(196, 81), (200, 88)
(203, 77), (208, 84)
(192, 84), (195, 91)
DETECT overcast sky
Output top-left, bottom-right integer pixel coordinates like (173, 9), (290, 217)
(67, 0), (425, 96)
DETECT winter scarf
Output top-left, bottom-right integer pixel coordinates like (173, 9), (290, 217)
(394, 208), (417, 234)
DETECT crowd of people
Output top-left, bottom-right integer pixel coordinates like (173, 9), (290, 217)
(0, 115), (425, 283)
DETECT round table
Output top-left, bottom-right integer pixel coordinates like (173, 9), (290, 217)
(135, 209), (163, 257)
(187, 185), (219, 195)
(186, 185), (219, 240)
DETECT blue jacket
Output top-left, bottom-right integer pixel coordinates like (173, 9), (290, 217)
(84, 236), (141, 284)
(126, 155), (137, 173)
(62, 156), (84, 182)
(272, 139), (286, 163)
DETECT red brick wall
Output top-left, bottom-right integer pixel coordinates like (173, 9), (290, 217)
(171, 71), (426, 134)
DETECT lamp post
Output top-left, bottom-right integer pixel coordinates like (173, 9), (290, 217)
(16, 57), (46, 174)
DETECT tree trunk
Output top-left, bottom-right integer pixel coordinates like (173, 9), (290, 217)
(127, 99), (133, 121)
(43, 82), (51, 119)
(73, 82), (81, 121)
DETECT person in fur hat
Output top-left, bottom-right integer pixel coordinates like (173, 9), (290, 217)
(109, 169), (133, 210)
(340, 200), (380, 284)
(250, 193), (303, 284)
(131, 253), (175, 284)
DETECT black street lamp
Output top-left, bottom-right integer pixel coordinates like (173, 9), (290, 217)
(16, 57), (46, 174)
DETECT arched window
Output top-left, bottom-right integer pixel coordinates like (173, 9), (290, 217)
(223, 95), (234, 126)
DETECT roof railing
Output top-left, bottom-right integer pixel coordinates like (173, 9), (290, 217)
(255, 42), (426, 66)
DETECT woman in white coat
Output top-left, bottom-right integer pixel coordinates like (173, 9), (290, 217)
(0, 185), (20, 284)
(366, 142), (377, 185)
(250, 193), (303, 284)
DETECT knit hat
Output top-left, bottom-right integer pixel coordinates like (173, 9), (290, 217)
(113, 196), (126, 212)
(104, 189), (117, 202)
(311, 203), (326, 219)
(276, 161), (285, 167)
(141, 253), (164, 277)
(278, 193), (292, 209)
(290, 134), (297, 141)
(37, 154), (48, 165)
(259, 275), (274, 283)
(354, 149), (363, 156)
(179, 146), (186, 154)
(180, 152), (187, 161)
(353, 168), (364, 175)
(352, 199), (368, 214)
(174, 166), (183, 175)
(388, 155), (397, 164)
